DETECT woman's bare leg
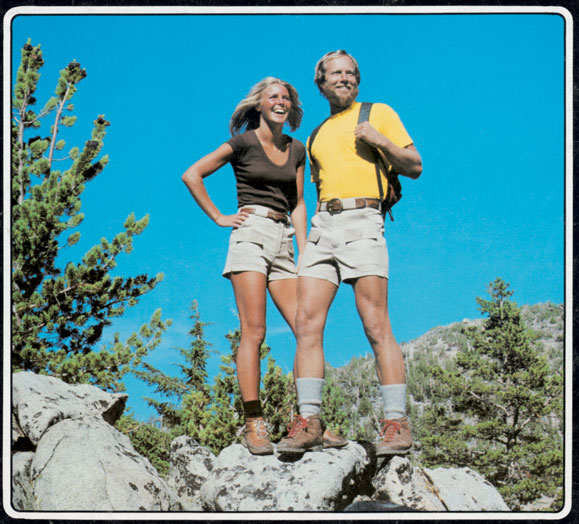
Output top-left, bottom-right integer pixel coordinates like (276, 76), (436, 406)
(230, 271), (268, 401)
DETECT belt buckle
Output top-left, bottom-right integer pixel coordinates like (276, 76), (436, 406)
(326, 198), (343, 215)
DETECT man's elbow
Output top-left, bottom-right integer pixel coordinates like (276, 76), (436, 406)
(410, 160), (423, 180)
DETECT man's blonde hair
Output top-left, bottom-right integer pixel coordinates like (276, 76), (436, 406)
(314, 50), (361, 94)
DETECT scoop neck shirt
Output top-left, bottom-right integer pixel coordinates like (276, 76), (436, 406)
(226, 130), (306, 214)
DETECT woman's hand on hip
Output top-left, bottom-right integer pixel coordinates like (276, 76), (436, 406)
(215, 210), (250, 228)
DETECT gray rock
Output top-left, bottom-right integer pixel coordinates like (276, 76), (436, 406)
(12, 413), (28, 448)
(423, 466), (510, 511)
(13, 372), (128, 445)
(12, 452), (35, 511)
(200, 442), (372, 511)
(9, 372), (512, 514)
(166, 436), (215, 510)
(373, 456), (446, 511)
(31, 416), (180, 511)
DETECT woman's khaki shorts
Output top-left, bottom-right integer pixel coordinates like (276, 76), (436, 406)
(223, 205), (297, 281)
(298, 206), (388, 286)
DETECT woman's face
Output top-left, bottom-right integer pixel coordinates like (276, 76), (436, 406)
(258, 83), (292, 126)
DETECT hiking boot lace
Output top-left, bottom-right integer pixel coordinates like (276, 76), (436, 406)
(253, 418), (269, 438)
(239, 418), (270, 438)
(286, 415), (308, 438)
(379, 419), (401, 442)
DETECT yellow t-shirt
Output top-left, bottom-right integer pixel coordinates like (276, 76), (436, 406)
(308, 102), (413, 201)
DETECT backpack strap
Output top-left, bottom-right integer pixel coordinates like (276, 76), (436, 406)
(357, 101), (373, 124)
(358, 102), (390, 219)
(307, 117), (329, 172)
(307, 117), (330, 200)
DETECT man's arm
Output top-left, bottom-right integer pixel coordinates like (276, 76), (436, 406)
(354, 122), (422, 179)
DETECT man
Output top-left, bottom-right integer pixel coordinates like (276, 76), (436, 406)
(278, 50), (422, 456)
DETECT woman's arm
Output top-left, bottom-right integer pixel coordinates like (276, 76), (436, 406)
(290, 164), (308, 269)
(181, 143), (249, 228)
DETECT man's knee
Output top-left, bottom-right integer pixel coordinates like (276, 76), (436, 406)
(296, 307), (325, 341)
(362, 315), (388, 346)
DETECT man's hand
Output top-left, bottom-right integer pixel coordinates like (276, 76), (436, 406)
(215, 210), (250, 228)
(355, 121), (422, 179)
(354, 121), (384, 148)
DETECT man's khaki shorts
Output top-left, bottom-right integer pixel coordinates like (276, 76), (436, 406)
(298, 206), (388, 286)
(223, 205), (297, 281)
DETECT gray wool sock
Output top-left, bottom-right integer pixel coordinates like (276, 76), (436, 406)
(380, 384), (407, 419)
(296, 378), (325, 417)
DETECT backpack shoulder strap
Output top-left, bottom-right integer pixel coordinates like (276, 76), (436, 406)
(357, 103), (386, 206)
(307, 117), (329, 167)
(358, 101), (373, 124)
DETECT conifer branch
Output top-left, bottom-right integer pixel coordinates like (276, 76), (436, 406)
(47, 83), (72, 172)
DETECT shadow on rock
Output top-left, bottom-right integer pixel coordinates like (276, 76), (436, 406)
(344, 500), (418, 512)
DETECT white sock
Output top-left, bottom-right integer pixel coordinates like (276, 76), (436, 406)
(296, 378), (325, 417)
(380, 384), (407, 419)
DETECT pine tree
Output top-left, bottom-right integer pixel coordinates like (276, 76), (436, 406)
(261, 350), (296, 441)
(201, 329), (243, 453)
(11, 40), (169, 391)
(115, 412), (173, 476)
(133, 301), (214, 436)
(418, 278), (563, 510)
(321, 373), (348, 437)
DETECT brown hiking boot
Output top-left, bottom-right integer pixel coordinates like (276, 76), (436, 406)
(322, 428), (348, 449)
(240, 417), (274, 455)
(375, 416), (413, 456)
(277, 414), (323, 454)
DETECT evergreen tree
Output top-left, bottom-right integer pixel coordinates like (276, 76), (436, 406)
(261, 351), (296, 441)
(115, 412), (173, 476)
(11, 40), (168, 391)
(133, 301), (214, 436)
(123, 308), (307, 458)
(418, 278), (563, 510)
(321, 374), (348, 437)
(128, 318), (243, 455)
(202, 330), (243, 453)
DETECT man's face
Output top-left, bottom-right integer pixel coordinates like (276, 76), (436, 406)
(321, 56), (359, 109)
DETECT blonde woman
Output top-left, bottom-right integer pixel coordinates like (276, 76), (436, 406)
(181, 78), (307, 455)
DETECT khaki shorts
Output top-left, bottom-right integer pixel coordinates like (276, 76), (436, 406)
(298, 205), (388, 286)
(223, 205), (297, 281)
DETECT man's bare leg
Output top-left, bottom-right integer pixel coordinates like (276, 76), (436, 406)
(352, 275), (412, 455)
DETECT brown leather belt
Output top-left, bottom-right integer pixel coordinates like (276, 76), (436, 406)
(319, 198), (380, 215)
(241, 207), (289, 225)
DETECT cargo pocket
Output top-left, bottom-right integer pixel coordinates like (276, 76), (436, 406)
(306, 229), (322, 245)
(300, 228), (323, 270)
(232, 227), (265, 247)
(343, 228), (382, 244)
(280, 227), (296, 259)
(343, 228), (386, 267)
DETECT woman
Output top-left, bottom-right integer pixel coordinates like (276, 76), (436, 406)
(181, 77), (307, 455)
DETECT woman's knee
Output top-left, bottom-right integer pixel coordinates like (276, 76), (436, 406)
(239, 320), (266, 346)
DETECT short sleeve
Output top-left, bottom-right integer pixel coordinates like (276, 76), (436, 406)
(373, 103), (413, 149)
(294, 139), (306, 168)
(226, 133), (248, 163)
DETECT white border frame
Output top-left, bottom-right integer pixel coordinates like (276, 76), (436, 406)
(3, 5), (573, 521)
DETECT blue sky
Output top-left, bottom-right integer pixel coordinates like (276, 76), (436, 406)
(9, 8), (568, 421)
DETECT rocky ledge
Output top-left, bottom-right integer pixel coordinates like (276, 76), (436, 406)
(11, 372), (509, 513)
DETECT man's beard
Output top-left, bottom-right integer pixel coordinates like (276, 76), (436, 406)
(323, 84), (359, 109)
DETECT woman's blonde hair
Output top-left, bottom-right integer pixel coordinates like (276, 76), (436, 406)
(314, 50), (361, 94)
(229, 77), (303, 136)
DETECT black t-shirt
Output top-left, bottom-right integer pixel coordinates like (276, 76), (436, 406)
(226, 130), (306, 214)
